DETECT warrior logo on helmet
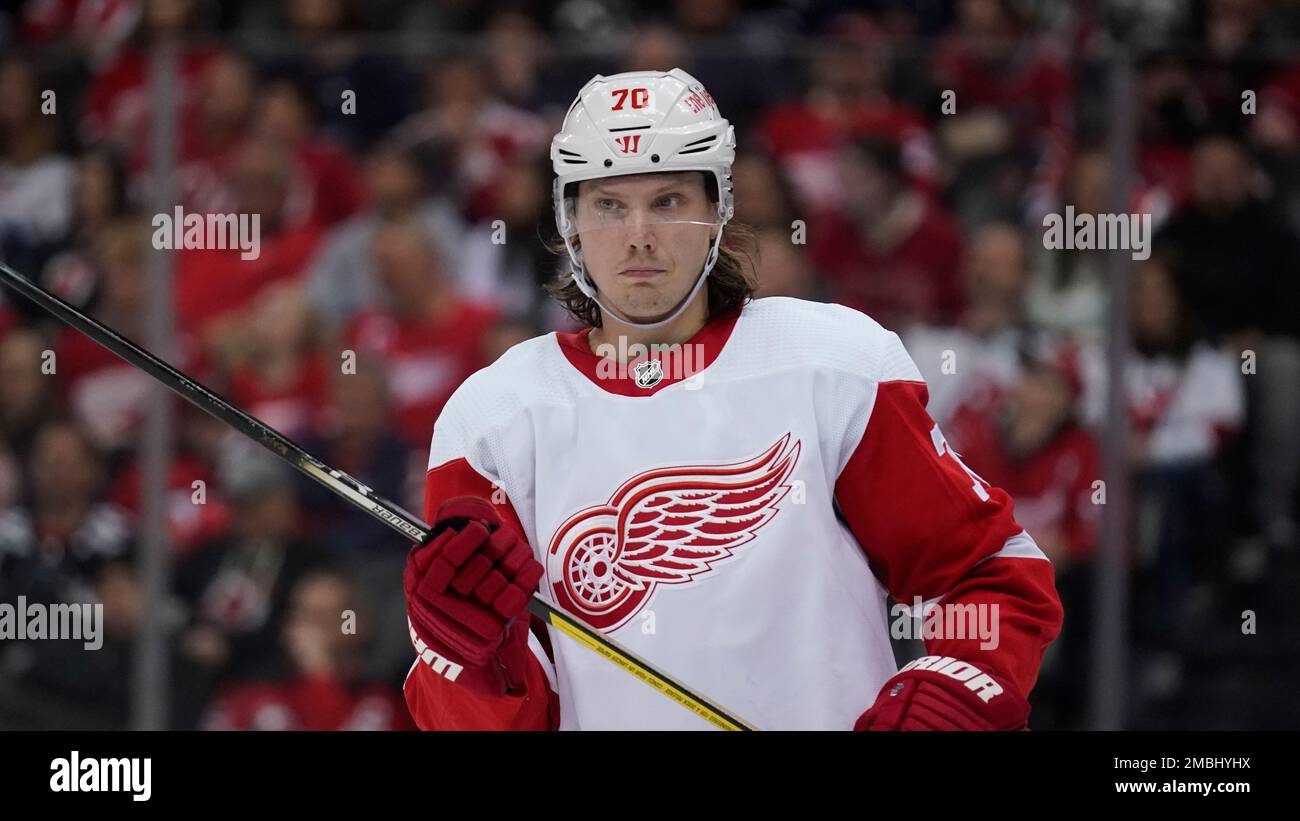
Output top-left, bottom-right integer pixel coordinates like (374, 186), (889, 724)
(614, 134), (642, 154)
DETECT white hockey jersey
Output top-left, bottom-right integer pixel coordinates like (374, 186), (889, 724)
(404, 297), (1063, 730)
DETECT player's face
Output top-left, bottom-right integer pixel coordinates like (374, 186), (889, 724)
(574, 172), (718, 323)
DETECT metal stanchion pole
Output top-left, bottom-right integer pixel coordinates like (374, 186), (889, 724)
(1091, 48), (1136, 730)
(132, 41), (178, 731)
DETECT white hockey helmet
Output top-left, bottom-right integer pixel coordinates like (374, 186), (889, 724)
(550, 67), (737, 328)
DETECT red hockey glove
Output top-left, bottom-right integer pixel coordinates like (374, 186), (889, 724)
(855, 656), (1030, 731)
(404, 496), (544, 699)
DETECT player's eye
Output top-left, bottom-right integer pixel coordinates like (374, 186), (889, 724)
(596, 198), (620, 211)
(654, 194), (684, 209)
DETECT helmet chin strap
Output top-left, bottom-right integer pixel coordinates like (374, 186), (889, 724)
(566, 225), (727, 331)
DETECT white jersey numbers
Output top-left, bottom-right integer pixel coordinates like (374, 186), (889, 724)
(930, 423), (992, 502)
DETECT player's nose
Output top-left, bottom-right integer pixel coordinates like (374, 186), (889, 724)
(624, 214), (658, 250)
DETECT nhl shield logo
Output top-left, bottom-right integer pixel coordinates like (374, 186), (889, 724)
(633, 359), (663, 388)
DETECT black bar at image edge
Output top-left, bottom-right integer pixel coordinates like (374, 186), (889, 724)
(0, 731), (1284, 806)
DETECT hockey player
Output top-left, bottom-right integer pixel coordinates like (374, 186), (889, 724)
(402, 68), (1064, 730)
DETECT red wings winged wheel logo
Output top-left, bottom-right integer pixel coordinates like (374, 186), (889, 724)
(545, 434), (801, 631)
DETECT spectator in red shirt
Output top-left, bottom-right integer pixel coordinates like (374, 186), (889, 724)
(0, 299), (15, 339)
(53, 218), (158, 453)
(944, 336), (1099, 729)
(932, 0), (1073, 199)
(344, 215), (499, 448)
(1254, 55), (1300, 153)
(228, 282), (329, 442)
(202, 567), (413, 730)
(80, 0), (223, 150)
(389, 56), (550, 223)
(107, 450), (229, 557)
(21, 0), (139, 61)
(122, 402), (242, 554)
(251, 76), (366, 229)
(758, 18), (938, 212)
(53, 222), (227, 554)
(175, 137), (324, 371)
(126, 51), (256, 217)
(811, 136), (964, 330)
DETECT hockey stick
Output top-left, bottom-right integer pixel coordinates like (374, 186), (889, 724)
(0, 260), (756, 731)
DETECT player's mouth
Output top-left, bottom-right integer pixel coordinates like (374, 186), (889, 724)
(618, 267), (667, 278)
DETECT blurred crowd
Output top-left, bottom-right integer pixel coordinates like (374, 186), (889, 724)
(1, 0), (1299, 730)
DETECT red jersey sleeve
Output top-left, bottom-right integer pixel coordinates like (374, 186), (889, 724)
(833, 330), (1064, 698)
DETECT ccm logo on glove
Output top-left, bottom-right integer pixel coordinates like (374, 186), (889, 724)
(408, 617), (464, 683)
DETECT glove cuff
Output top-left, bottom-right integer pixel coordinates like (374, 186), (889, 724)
(856, 656), (1030, 731)
(407, 613), (531, 699)
(434, 496), (503, 532)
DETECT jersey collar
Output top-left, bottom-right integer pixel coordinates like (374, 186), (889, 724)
(555, 305), (742, 396)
